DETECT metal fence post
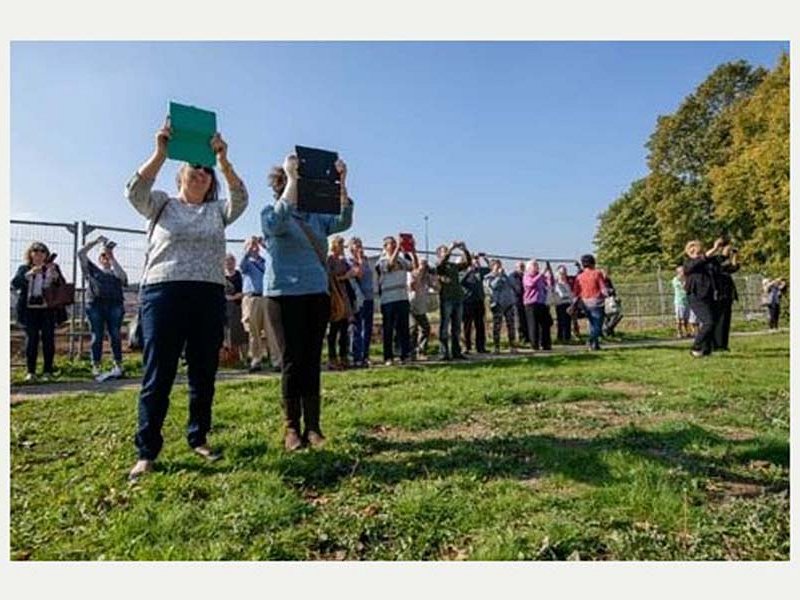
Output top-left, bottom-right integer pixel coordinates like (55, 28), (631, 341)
(66, 221), (79, 359)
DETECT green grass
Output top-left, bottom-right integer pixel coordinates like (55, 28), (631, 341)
(10, 333), (789, 561)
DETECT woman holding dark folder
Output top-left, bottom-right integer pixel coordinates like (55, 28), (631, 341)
(125, 121), (248, 481)
(262, 154), (353, 451)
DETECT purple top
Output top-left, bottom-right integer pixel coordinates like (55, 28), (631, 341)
(523, 271), (550, 305)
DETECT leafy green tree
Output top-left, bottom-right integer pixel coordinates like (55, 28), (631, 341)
(595, 178), (662, 271)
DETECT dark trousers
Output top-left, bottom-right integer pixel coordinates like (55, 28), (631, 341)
(525, 303), (552, 350)
(351, 299), (374, 363)
(491, 305), (516, 348)
(555, 303), (571, 341)
(516, 301), (529, 344)
(87, 301), (124, 364)
(24, 309), (55, 374)
(327, 319), (349, 362)
(688, 298), (717, 355)
(439, 298), (464, 358)
(713, 299), (733, 350)
(381, 300), (411, 361)
(411, 311), (431, 356)
(136, 282), (225, 460)
(266, 293), (330, 433)
(463, 301), (487, 352)
(768, 303), (780, 329)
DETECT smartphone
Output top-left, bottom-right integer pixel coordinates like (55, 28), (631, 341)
(399, 233), (415, 253)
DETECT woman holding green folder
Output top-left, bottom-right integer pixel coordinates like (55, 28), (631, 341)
(126, 121), (248, 481)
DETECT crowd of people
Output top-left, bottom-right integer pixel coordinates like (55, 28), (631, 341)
(10, 121), (789, 480)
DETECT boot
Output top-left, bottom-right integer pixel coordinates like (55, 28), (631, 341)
(302, 396), (326, 447)
(282, 397), (303, 451)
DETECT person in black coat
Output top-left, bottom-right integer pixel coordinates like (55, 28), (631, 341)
(683, 238), (725, 357)
(712, 245), (740, 351)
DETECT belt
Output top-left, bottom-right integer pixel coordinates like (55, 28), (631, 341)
(244, 293), (263, 297)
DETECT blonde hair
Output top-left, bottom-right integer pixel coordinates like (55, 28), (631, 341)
(684, 240), (704, 256)
(175, 163), (219, 203)
(526, 259), (539, 273)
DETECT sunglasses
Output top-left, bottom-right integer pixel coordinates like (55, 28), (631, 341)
(191, 164), (215, 175)
(31, 248), (47, 253)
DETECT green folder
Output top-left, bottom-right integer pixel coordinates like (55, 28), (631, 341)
(167, 101), (217, 167)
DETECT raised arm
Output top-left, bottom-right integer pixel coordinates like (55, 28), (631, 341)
(211, 133), (248, 225)
(327, 159), (354, 235)
(126, 121), (171, 219)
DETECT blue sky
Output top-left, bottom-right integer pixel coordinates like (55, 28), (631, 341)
(10, 41), (788, 259)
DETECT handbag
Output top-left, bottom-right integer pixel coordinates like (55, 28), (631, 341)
(294, 217), (348, 322)
(130, 200), (170, 350)
(43, 264), (75, 308)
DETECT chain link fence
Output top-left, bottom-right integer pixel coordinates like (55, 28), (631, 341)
(9, 218), (777, 366)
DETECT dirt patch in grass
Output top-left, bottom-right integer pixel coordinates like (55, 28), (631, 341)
(599, 381), (653, 397)
(706, 480), (765, 502)
(369, 418), (495, 442)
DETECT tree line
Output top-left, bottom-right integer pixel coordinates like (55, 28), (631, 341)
(595, 53), (789, 279)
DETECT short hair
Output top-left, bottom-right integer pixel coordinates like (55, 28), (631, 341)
(383, 236), (396, 245)
(490, 258), (502, 268)
(580, 254), (596, 268)
(348, 236), (362, 247)
(176, 163), (219, 203)
(684, 240), (704, 256)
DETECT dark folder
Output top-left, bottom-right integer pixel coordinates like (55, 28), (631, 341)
(295, 145), (342, 214)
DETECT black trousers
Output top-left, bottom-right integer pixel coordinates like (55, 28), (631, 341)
(463, 301), (487, 352)
(327, 319), (349, 362)
(24, 309), (56, 374)
(525, 303), (552, 350)
(768, 304), (780, 329)
(266, 294), (330, 400)
(555, 303), (571, 341)
(516, 301), (529, 344)
(688, 297), (718, 355)
(713, 299), (733, 350)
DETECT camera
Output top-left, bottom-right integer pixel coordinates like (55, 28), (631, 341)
(104, 240), (117, 250)
(29, 295), (45, 307)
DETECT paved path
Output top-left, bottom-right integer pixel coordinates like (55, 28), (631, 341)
(9, 328), (787, 404)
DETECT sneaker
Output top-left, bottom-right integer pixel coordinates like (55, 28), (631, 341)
(91, 364), (101, 377)
(128, 459), (154, 482)
(384, 359), (394, 367)
(248, 363), (263, 374)
(24, 372), (36, 383)
(40, 373), (51, 382)
(284, 429), (303, 451)
(690, 350), (704, 358)
(193, 445), (222, 462)
(109, 364), (123, 378)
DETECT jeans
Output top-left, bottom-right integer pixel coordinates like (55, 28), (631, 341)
(135, 282), (225, 460)
(86, 301), (124, 364)
(381, 300), (411, 361)
(25, 309), (55, 374)
(463, 301), (487, 352)
(351, 299), (374, 363)
(439, 298), (464, 358)
(585, 304), (605, 349)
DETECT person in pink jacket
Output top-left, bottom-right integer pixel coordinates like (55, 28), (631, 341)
(522, 259), (553, 350)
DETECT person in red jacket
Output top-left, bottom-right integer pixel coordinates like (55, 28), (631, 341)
(571, 254), (608, 351)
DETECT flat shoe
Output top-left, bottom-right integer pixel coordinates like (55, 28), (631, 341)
(193, 445), (222, 461)
(128, 459), (153, 481)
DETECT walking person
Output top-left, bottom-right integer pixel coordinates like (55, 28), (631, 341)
(78, 235), (128, 380)
(327, 235), (356, 370)
(552, 265), (574, 342)
(509, 261), (529, 346)
(523, 259), (553, 351)
(126, 121), (248, 480)
(683, 238), (724, 358)
(377, 235), (413, 365)
(223, 253), (249, 367)
(240, 236), (270, 373)
(409, 256), (435, 359)
(572, 254), (607, 351)
(435, 241), (472, 360)
(262, 154), (352, 451)
(461, 253), (491, 354)
(11, 242), (63, 382)
(672, 265), (690, 338)
(484, 259), (517, 354)
(347, 237), (374, 367)
(712, 244), (740, 351)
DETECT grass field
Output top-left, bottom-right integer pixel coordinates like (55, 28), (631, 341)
(10, 332), (789, 560)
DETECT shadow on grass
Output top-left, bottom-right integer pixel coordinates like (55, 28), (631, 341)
(273, 423), (788, 494)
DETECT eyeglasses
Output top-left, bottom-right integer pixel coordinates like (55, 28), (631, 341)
(191, 164), (215, 175)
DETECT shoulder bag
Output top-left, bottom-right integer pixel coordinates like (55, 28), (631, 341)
(294, 217), (349, 322)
